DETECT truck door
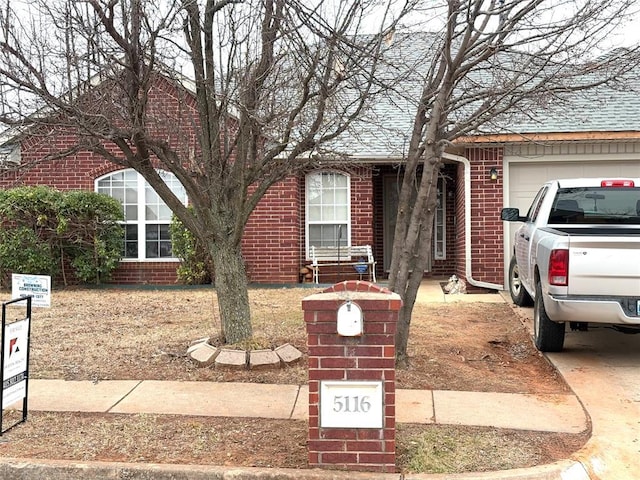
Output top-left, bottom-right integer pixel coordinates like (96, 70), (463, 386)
(516, 186), (548, 290)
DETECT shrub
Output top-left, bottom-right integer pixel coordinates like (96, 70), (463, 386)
(170, 213), (213, 285)
(0, 186), (124, 286)
(60, 191), (124, 284)
(0, 227), (59, 287)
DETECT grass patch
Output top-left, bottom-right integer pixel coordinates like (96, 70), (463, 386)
(396, 424), (563, 474)
(0, 413), (588, 472)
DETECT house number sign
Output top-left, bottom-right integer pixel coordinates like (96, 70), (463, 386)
(320, 380), (383, 428)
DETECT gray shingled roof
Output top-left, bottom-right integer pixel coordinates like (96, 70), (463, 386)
(328, 33), (640, 158)
(502, 76), (640, 134)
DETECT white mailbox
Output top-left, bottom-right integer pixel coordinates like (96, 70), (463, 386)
(336, 300), (363, 337)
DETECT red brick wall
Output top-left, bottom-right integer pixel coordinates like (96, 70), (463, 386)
(2, 142), (507, 287)
(110, 262), (179, 284)
(243, 176), (301, 283)
(350, 167), (375, 247)
(465, 147), (505, 286)
(0, 141), (112, 190)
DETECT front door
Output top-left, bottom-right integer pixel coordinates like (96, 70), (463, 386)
(383, 175), (446, 272)
(382, 175), (434, 272)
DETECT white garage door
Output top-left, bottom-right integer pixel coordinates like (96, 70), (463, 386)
(504, 158), (640, 283)
(508, 160), (640, 214)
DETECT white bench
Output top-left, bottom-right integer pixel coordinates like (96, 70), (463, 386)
(309, 245), (377, 284)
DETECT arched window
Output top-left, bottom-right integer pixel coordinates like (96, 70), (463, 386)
(305, 171), (350, 255)
(96, 169), (187, 260)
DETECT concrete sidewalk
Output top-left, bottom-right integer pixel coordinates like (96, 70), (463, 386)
(27, 379), (587, 434)
(415, 280), (506, 304)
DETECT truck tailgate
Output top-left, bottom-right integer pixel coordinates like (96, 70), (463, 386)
(568, 236), (640, 296)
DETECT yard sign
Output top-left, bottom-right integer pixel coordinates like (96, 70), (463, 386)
(11, 274), (51, 308)
(0, 296), (32, 434)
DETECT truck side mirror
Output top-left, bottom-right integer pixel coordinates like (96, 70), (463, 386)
(501, 208), (525, 222)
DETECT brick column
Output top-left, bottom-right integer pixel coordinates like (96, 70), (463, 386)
(302, 280), (401, 473)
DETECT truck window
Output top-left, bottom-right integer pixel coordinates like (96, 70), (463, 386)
(526, 186), (548, 222)
(551, 187), (640, 224)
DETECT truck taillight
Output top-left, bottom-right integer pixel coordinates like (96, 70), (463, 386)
(601, 179), (635, 187)
(549, 249), (569, 286)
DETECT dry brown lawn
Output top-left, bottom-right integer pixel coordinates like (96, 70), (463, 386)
(0, 286), (588, 474)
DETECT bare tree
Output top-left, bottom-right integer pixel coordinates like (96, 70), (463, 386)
(387, 0), (640, 364)
(0, 0), (408, 344)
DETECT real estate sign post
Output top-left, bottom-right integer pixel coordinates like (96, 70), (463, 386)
(0, 296), (32, 434)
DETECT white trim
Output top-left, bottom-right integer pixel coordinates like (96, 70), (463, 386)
(305, 170), (352, 259)
(504, 142), (640, 161)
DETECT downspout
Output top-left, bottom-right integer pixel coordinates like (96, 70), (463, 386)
(443, 152), (504, 291)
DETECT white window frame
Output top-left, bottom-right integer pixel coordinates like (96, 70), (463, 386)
(305, 170), (351, 258)
(96, 169), (187, 262)
(434, 176), (446, 260)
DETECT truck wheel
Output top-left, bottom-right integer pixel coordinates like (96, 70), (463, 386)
(509, 257), (533, 306)
(533, 280), (565, 352)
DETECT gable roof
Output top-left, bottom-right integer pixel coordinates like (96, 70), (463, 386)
(0, 66), (204, 167)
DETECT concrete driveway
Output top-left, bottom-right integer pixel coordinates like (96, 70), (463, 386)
(511, 300), (640, 480)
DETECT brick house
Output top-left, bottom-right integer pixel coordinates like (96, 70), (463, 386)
(2, 56), (640, 289)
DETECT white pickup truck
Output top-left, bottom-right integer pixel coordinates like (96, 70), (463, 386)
(501, 178), (640, 352)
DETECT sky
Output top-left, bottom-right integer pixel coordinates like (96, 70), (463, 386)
(361, 0), (640, 52)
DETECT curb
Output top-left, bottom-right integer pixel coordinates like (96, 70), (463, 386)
(0, 457), (592, 480)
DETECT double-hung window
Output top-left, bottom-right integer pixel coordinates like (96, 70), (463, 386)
(306, 171), (350, 254)
(96, 169), (187, 260)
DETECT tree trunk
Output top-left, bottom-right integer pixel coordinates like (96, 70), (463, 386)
(390, 148), (442, 365)
(395, 198), (437, 365)
(210, 239), (252, 345)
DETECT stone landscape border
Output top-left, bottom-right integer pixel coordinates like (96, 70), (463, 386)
(188, 339), (303, 370)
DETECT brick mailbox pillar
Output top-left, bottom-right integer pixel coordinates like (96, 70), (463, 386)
(302, 280), (401, 473)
